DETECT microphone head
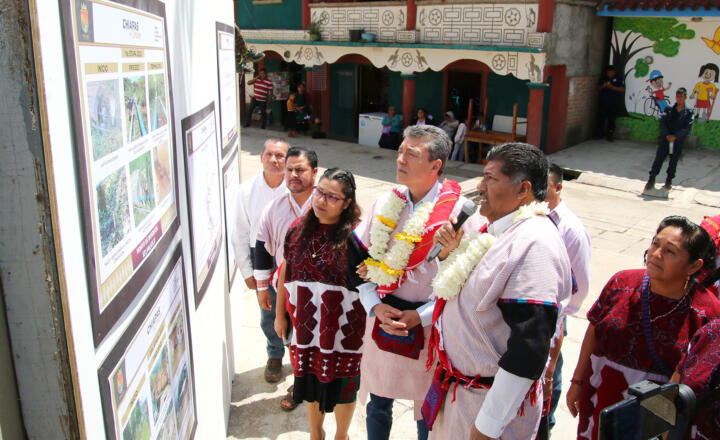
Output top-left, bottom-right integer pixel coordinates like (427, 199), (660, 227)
(460, 200), (477, 217)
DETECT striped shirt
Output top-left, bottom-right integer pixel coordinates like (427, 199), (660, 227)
(252, 77), (273, 102)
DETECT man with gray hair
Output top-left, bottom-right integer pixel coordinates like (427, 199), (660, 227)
(355, 125), (482, 440)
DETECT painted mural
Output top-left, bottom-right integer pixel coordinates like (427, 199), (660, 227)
(613, 17), (720, 149)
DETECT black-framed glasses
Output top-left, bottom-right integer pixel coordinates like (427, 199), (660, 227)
(313, 187), (346, 204)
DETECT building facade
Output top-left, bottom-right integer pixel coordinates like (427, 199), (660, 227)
(238, 0), (608, 153)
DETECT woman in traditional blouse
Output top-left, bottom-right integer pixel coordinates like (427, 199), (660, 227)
(275, 168), (368, 440)
(566, 215), (720, 440)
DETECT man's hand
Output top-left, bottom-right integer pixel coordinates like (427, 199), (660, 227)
(257, 289), (272, 311)
(377, 309), (422, 336)
(356, 262), (370, 281)
(244, 276), (257, 290)
(666, 135), (676, 142)
(433, 217), (464, 261)
(470, 426), (494, 440)
(372, 303), (402, 325)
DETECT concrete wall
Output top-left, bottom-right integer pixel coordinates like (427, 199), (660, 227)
(0, 283), (25, 440)
(0, 0), (77, 438)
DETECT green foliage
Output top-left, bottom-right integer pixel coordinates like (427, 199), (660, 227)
(617, 112), (720, 149)
(653, 38), (681, 57)
(692, 120), (720, 149)
(635, 58), (649, 78)
(615, 17), (695, 43)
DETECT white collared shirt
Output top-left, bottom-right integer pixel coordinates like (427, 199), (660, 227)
(231, 173), (287, 279)
(487, 210), (517, 237)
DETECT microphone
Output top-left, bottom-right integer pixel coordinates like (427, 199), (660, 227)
(426, 200), (477, 261)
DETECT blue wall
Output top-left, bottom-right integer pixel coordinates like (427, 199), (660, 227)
(237, 0), (301, 30)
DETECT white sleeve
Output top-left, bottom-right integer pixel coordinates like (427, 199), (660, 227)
(474, 368), (535, 438)
(417, 300), (435, 327)
(358, 283), (381, 316)
(564, 226), (592, 315)
(232, 186), (254, 280)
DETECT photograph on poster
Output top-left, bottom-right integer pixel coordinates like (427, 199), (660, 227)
(148, 73), (168, 132)
(129, 151), (156, 226)
(216, 22), (238, 156)
(182, 102), (223, 306)
(222, 146), (239, 288)
(60, 0), (180, 345)
(124, 75), (148, 143)
(98, 249), (196, 440)
(87, 78), (122, 159)
(152, 141), (171, 203)
(96, 167), (131, 257)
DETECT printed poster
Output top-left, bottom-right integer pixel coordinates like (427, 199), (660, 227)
(60, 0), (179, 345)
(181, 102), (223, 307)
(267, 71), (289, 100)
(215, 22), (238, 158)
(221, 147), (239, 289)
(98, 247), (197, 440)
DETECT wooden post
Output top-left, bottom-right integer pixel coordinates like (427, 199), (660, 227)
(402, 74), (416, 128)
(302, 0), (310, 29)
(407, 0), (416, 30)
(526, 83), (548, 149)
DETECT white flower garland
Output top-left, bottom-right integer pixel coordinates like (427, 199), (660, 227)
(432, 201), (549, 301)
(365, 190), (435, 287)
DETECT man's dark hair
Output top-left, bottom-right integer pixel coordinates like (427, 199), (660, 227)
(402, 125), (452, 176)
(656, 216), (717, 277)
(549, 163), (563, 185)
(486, 142), (549, 201)
(677, 87), (688, 96)
(259, 68), (267, 74)
(286, 146), (318, 169)
(698, 63), (719, 82)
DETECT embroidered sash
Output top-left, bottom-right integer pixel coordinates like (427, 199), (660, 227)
(376, 180), (461, 297)
(371, 294), (426, 359)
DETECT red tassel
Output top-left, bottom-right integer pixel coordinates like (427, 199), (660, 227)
(451, 380), (460, 403)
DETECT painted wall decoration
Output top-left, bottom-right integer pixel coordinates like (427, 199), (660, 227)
(309, 4), (405, 43)
(61, 0), (180, 345)
(612, 17), (720, 149)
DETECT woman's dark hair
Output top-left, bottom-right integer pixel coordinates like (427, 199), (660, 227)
(293, 168), (361, 248)
(699, 63), (719, 82)
(656, 215), (717, 276)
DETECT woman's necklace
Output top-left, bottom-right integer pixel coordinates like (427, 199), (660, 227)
(646, 279), (690, 323)
(310, 237), (327, 259)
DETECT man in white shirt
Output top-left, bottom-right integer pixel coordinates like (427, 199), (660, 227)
(539, 163), (592, 437)
(231, 138), (288, 292)
(253, 147), (317, 390)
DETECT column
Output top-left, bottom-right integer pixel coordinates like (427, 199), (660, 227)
(526, 82), (549, 149)
(407, 0), (416, 30)
(402, 74), (416, 128)
(543, 65), (569, 154)
(302, 0), (310, 29)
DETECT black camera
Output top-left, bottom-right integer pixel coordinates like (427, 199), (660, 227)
(599, 380), (696, 440)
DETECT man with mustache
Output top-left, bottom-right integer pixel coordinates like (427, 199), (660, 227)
(355, 125), (481, 440)
(254, 146), (318, 404)
(426, 143), (571, 439)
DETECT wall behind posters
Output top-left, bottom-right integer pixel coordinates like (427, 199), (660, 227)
(31, 0), (236, 438)
(613, 16), (720, 149)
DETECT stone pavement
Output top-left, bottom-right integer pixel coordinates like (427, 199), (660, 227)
(227, 128), (720, 440)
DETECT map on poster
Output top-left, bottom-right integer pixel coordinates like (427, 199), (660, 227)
(61, 0), (179, 344)
(221, 147), (239, 288)
(98, 248), (196, 440)
(182, 102), (223, 306)
(216, 22), (238, 158)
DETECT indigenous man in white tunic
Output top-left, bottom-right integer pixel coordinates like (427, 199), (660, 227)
(426, 143), (572, 440)
(356, 125), (482, 440)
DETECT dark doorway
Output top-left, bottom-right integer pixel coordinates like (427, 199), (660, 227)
(358, 65), (390, 113)
(447, 70), (484, 122)
(329, 63), (358, 140)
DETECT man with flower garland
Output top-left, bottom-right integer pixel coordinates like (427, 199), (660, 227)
(355, 124), (483, 440)
(424, 142), (572, 439)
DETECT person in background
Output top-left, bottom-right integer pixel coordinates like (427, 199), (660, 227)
(438, 111), (459, 140)
(645, 87), (694, 191)
(244, 68), (273, 129)
(275, 168), (368, 440)
(379, 106), (402, 150)
(254, 147), (318, 410)
(285, 91), (298, 138)
(311, 116), (327, 139)
(295, 83), (311, 134)
(595, 65), (625, 142)
(449, 114), (468, 161)
(566, 216), (720, 440)
(536, 163), (592, 439)
(413, 108), (433, 126)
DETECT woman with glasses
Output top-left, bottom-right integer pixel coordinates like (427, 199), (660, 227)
(566, 216), (720, 440)
(275, 168), (368, 440)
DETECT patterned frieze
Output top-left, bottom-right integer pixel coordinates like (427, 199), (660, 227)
(416, 3), (545, 49)
(309, 4), (406, 43)
(246, 41), (545, 81)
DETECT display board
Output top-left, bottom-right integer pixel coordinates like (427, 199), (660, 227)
(268, 71), (289, 100)
(60, 0), (179, 345)
(181, 102), (223, 307)
(221, 148), (239, 289)
(98, 246), (196, 440)
(215, 22), (238, 158)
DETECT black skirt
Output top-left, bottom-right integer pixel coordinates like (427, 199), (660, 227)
(292, 374), (360, 413)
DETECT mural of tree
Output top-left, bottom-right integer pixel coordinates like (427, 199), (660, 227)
(611, 17), (695, 116)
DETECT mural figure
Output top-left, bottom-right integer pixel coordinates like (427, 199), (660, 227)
(387, 48), (400, 67)
(526, 54), (542, 83)
(415, 50), (428, 70)
(645, 69), (672, 114)
(690, 62), (719, 122)
(701, 26), (720, 54)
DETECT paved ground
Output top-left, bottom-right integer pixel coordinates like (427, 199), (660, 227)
(227, 128), (720, 439)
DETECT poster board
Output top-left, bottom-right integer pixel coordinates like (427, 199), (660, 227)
(215, 22), (238, 158)
(98, 246), (197, 440)
(181, 102), (223, 307)
(221, 148), (239, 289)
(267, 71), (289, 100)
(60, 0), (180, 345)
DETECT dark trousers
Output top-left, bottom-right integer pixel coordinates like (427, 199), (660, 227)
(649, 137), (684, 179)
(244, 98), (268, 128)
(596, 103), (618, 137)
(366, 394), (428, 440)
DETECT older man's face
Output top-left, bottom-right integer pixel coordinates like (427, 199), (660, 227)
(396, 136), (439, 187)
(477, 159), (523, 223)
